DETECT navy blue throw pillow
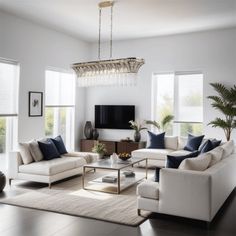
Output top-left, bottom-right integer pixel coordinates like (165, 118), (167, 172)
(51, 135), (67, 155)
(184, 134), (205, 152)
(38, 139), (60, 160)
(211, 139), (221, 148)
(199, 140), (213, 153)
(166, 151), (199, 169)
(154, 167), (162, 182)
(147, 131), (165, 149)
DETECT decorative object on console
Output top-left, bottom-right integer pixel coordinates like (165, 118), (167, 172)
(146, 114), (174, 132)
(129, 120), (147, 142)
(72, 1), (144, 87)
(184, 133), (205, 151)
(84, 121), (93, 139)
(0, 171), (6, 192)
(92, 142), (107, 159)
(207, 83), (236, 141)
(92, 128), (99, 140)
(28, 91), (43, 117)
(147, 131), (165, 149)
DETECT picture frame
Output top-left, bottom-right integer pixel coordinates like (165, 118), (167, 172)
(28, 91), (43, 117)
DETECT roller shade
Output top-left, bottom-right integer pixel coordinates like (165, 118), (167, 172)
(45, 70), (75, 106)
(0, 60), (19, 116)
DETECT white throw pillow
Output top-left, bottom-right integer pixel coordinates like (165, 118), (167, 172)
(19, 142), (34, 164)
(165, 136), (178, 150)
(208, 146), (224, 167)
(221, 140), (234, 159)
(179, 153), (212, 171)
(29, 140), (44, 162)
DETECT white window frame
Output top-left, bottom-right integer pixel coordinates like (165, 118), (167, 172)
(45, 68), (76, 151)
(152, 71), (203, 136)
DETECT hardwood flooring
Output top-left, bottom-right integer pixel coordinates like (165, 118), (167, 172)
(0, 183), (235, 236)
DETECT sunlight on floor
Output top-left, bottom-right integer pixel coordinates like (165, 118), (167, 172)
(69, 189), (113, 200)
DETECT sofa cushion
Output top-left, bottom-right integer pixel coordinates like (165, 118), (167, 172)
(165, 136), (178, 150)
(29, 140), (44, 162)
(208, 146), (224, 167)
(147, 131), (165, 149)
(62, 152), (99, 163)
(19, 142), (34, 164)
(51, 135), (67, 155)
(179, 153), (212, 171)
(38, 139), (60, 160)
(19, 157), (86, 176)
(221, 140), (234, 159)
(132, 148), (173, 160)
(137, 181), (159, 200)
(169, 150), (192, 156)
(166, 151), (199, 169)
(184, 134), (205, 151)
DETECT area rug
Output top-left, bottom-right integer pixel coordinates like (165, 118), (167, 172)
(0, 171), (150, 226)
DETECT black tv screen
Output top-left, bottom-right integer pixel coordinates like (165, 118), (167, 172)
(95, 105), (135, 129)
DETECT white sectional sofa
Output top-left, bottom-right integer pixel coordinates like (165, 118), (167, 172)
(136, 140), (236, 222)
(8, 151), (99, 188)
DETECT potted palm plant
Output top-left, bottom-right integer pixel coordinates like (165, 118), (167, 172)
(146, 114), (174, 132)
(207, 83), (236, 141)
(92, 142), (107, 159)
(129, 120), (147, 142)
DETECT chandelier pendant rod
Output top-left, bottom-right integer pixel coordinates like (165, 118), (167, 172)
(110, 3), (113, 59)
(98, 7), (102, 60)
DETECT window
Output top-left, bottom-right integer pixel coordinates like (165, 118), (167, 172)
(45, 69), (75, 151)
(0, 59), (19, 170)
(152, 72), (203, 136)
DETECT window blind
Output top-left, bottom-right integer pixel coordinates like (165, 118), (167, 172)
(45, 70), (75, 107)
(0, 60), (19, 116)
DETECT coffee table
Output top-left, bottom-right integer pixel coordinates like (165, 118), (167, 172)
(82, 157), (148, 194)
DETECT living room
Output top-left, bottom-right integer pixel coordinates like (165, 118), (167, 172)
(0, 1), (236, 236)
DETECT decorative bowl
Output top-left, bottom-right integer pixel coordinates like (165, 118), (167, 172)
(118, 153), (131, 161)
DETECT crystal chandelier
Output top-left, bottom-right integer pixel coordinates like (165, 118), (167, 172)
(72, 1), (145, 87)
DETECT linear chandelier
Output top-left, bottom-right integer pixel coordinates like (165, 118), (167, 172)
(72, 1), (145, 87)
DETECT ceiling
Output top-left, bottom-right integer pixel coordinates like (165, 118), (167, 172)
(0, 0), (235, 42)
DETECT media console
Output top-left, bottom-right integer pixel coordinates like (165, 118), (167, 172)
(80, 139), (146, 155)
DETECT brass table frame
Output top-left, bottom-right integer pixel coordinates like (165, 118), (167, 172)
(82, 158), (148, 194)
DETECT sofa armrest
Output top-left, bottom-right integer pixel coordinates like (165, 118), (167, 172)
(8, 151), (22, 179)
(159, 168), (212, 221)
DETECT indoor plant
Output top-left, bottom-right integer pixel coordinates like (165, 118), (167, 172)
(146, 114), (174, 132)
(207, 83), (236, 141)
(129, 120), (147, 142)
(92, 142), (107, 158)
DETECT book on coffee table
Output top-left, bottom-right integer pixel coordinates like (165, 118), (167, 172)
(102, 176), (117, 183)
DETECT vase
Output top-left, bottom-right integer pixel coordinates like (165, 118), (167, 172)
(98, 153), (104, 159)
(0, 171), (6, 192)
(84, 121), (93, 139)
(134, 131), (141, 142)
(92, 128), (99, 140)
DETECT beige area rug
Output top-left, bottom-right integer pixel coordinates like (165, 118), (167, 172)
(0, 171), (151, 226)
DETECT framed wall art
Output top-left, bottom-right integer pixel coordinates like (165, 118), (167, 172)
(29, 91), (43, 117)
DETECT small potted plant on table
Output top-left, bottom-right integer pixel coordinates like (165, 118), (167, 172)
(92, 142), (107, 159)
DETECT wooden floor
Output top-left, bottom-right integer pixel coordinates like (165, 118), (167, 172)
(0, 183), (235, 236)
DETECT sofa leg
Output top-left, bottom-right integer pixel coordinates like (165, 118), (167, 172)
(8, 178), (12, 186)
(137, 209), (141, 216)
(48, 183), (52, 189)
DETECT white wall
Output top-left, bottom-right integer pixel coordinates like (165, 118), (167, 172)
(87, 28), (236, 142)
(0, 11), (89, 150)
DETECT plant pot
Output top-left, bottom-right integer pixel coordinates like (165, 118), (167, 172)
(0, 171), (6, 192)
(84, 121), (93, 139)
(98, 153), (105, 159)
(134, 131), (141, 142)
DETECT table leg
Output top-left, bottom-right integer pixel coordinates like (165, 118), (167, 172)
(117, 170), (120, 194)
(82, 166), (85, 189)
(145, 158), (148, 179)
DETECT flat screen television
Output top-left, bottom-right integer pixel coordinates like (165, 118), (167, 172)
(95, 105), (135, 129)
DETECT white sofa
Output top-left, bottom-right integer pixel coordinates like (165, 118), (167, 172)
(132, 136), (205, 167)
(136, 141), (236, 222)
(8, 151), (99, 188)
